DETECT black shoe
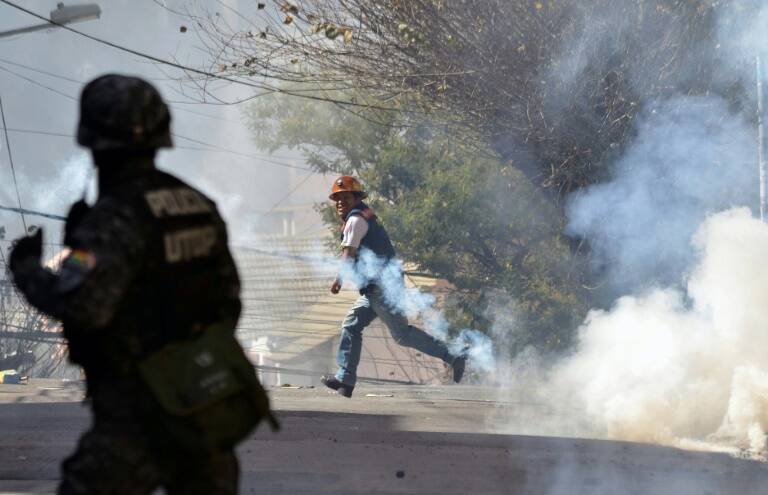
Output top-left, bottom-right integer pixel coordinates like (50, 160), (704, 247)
(321, 375), (354, 398)
(451, 356), (466, 383)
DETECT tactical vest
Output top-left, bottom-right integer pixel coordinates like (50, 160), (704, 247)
(137, 173), (277, 448)
(344, 202), (396, 261)
(139, 172), (239, 346)
(342, 203), (397, 293)
(64, 170), (239, 369)
(102, 170), (274, 449)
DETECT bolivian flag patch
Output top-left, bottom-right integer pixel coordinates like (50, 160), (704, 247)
(58, 249), (98, 293)
(68, 249), (97, 270)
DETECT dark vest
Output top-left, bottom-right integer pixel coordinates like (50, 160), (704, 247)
(68, 169), (241, 372)
(342, 203), (397, 293)
(343, 202), (396, 261)
(137, 171), (241, 349)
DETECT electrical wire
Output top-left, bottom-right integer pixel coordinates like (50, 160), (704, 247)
(0, 127), (71, 139)
(0, 64), (77, 101)
(0, 0), (403, 112)
(0, 96), (26, 231)
(256, 173), (315, 220)
(170, 132), (312, 171)
(0, 59), (312, 171)
(0, 204), (65, 221)
(0, 123), (312, 172)
(0, 57), (255, 126)
(0, 56), (82, 84)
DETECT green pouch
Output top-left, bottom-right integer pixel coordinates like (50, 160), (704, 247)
(138, 325), (278, 450)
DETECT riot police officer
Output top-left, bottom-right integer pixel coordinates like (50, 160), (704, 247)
(8, 74), (275, 494)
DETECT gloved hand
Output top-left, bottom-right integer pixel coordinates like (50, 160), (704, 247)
(9, 228), (43, 275)
(64, 200), (91, 247)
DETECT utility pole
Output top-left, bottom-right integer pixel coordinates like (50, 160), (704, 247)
(758, 54), (767, 222)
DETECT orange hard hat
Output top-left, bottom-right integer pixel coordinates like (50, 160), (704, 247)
(329, 175), (367, 200)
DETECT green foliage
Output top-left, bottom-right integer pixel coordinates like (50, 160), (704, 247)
(247, 94), (588, 354)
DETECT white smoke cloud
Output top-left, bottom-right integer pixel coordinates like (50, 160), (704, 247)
(2, 152), (94, 248)
(566, 96), (757, 292)
(550, 208), (768, 454)
(717, 2), (768, 72)
(499, 1), (768, 456)
(24, 152), (95, 213)
(525, 85), (766, 458)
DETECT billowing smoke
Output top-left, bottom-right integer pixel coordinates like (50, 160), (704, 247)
(484, 2), (768, 457)
(8, 152), (94, 254)
(566, 97), (757, 292)
(717, 1), (768, 72)
(23, 152), (95, 215)
(340, 249), (495, 372)
(552, 209), (768, 453)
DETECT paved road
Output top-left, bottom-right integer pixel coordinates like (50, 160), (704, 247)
(0, 380), (766, 494)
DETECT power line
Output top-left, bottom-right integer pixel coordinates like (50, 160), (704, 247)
(169, 132), (312, 171)
(169, 104), (244, 124)
(0, 56), (81, 84)
(0, 57), (251, 126)
(257, 173), (315, 220)
(0, 204), (65, 221)
(0, 59), (312, 171)
(0, 96), (26, 231)
(0, 127), (71, 139)
(0, 125), (312, 172)
(0, 0), (402, 113)
(233, 244), (330, 263)
(0, 64), (77, 101)
(0, 60), (315, 172)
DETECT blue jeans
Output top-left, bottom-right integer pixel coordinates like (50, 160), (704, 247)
(334, 287), (454, 386)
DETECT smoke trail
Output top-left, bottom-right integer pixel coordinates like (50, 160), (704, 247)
(339, 248), (495, 372)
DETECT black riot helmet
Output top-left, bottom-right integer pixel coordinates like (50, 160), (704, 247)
(77, 74), (173, 151)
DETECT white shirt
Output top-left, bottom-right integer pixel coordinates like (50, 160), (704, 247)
(341, 215), (369, 249)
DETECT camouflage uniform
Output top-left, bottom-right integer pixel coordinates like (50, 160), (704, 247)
(9, 75), (254, 495)
(12, 163), (243, 494)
